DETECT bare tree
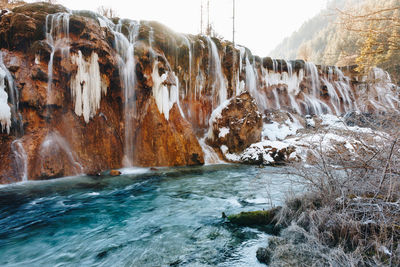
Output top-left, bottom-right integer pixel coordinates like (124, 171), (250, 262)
(97, 6), (118, 19)
(297, 42), (312, 61)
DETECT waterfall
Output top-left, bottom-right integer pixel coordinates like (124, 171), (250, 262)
(45, 12), (70, 115)
(242, 50), (268, 111)
(305, 62), (320, 97)
(303, 62), (331, 115)
(206, 37), (227, 108)
(360, 67), (400, 112)
(113, 20), (140, 167)
(183, 36), (192, 97)
(321, 78), (340, 115)
(334, 66), (356, 113)
(264, 60), (302, 114)
(39, 131), (83, 175)
(11, 139), (28, 182)
(198, 137), (224, 164)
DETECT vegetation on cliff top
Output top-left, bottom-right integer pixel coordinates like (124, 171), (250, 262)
(269, 0), (400, 84)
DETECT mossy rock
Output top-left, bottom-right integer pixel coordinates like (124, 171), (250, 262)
(227, 207), (281, 226)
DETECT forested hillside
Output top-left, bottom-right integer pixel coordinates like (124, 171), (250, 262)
(269, 0), (400, 83)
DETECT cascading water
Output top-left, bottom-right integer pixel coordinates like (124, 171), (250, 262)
(41, 12), (86, 175)
(113, 19), (140, 167)
(45, 12), (70, 116)
(360, 67), (400, 112)
(198, 137), (225, 164)
(11, 139), (28, 182)
(264, 60), (302, 114)
(304, 62), (332, 115)
(321, 78), (341, 114)
(239, 47), (268, 111)
(1, 52), (27, 181)
(39, 131), (83, 175)
(206, 36), (227, 108)
(183, 36), (193, 97)
(334, 66), (355, 112)
(2, 4), (400, 183)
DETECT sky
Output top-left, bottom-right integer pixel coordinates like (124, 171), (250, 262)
(38, 0), (329, 56)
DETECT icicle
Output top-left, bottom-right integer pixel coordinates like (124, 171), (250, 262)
(0, 66), (11, 133)
(151, 61), (184, 120)
(70, 50), (107, 123)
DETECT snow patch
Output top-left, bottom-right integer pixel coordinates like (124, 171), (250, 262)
(320, 114), (374, 134)
(218, 127), (230, 138)
(206, 98), (231, 140)
(220, 145), (241, 162)
(262, 118), (302, 141)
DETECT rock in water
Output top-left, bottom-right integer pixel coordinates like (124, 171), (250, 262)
(207, 92), (262, 156)
(256, 247), (272, 264)
(227, 207), (281, 226)
(110, 170), (121, 176)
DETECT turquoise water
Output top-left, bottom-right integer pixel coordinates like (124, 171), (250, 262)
(0, 164), (294, 266)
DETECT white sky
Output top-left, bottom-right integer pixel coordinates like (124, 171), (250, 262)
(42, 0), (328, 56)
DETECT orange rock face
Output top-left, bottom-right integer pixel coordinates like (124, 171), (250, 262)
(133, 99), (203, 166)
(0, 3), (207, 183)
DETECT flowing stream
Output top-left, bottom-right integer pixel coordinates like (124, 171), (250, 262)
(0, 165), (295, 266)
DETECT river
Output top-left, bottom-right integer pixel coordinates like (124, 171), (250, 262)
(0, 164), (295, 266)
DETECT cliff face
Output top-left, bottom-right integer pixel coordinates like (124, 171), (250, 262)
(0, 3), (398, 184)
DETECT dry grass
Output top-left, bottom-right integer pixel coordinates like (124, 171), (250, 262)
(271, 112), (400, 266)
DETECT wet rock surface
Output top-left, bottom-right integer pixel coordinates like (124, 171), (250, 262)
(0, 3), (207, 183)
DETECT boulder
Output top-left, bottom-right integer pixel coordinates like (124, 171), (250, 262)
(227, 208), (281, 226)
(110, 170), (121, 176)
(207, 92), (262, 155)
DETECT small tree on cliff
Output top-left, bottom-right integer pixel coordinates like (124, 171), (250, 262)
(297, 42), (312, 61)
(97, 6), (118, 19)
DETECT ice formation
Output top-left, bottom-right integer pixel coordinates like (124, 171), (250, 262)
(151, 61), (183, 120)
(70, 50), (107, 123)
(0, 67), (11, 133)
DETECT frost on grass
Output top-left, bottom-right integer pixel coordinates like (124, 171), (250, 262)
(258, 113), (400, 266)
